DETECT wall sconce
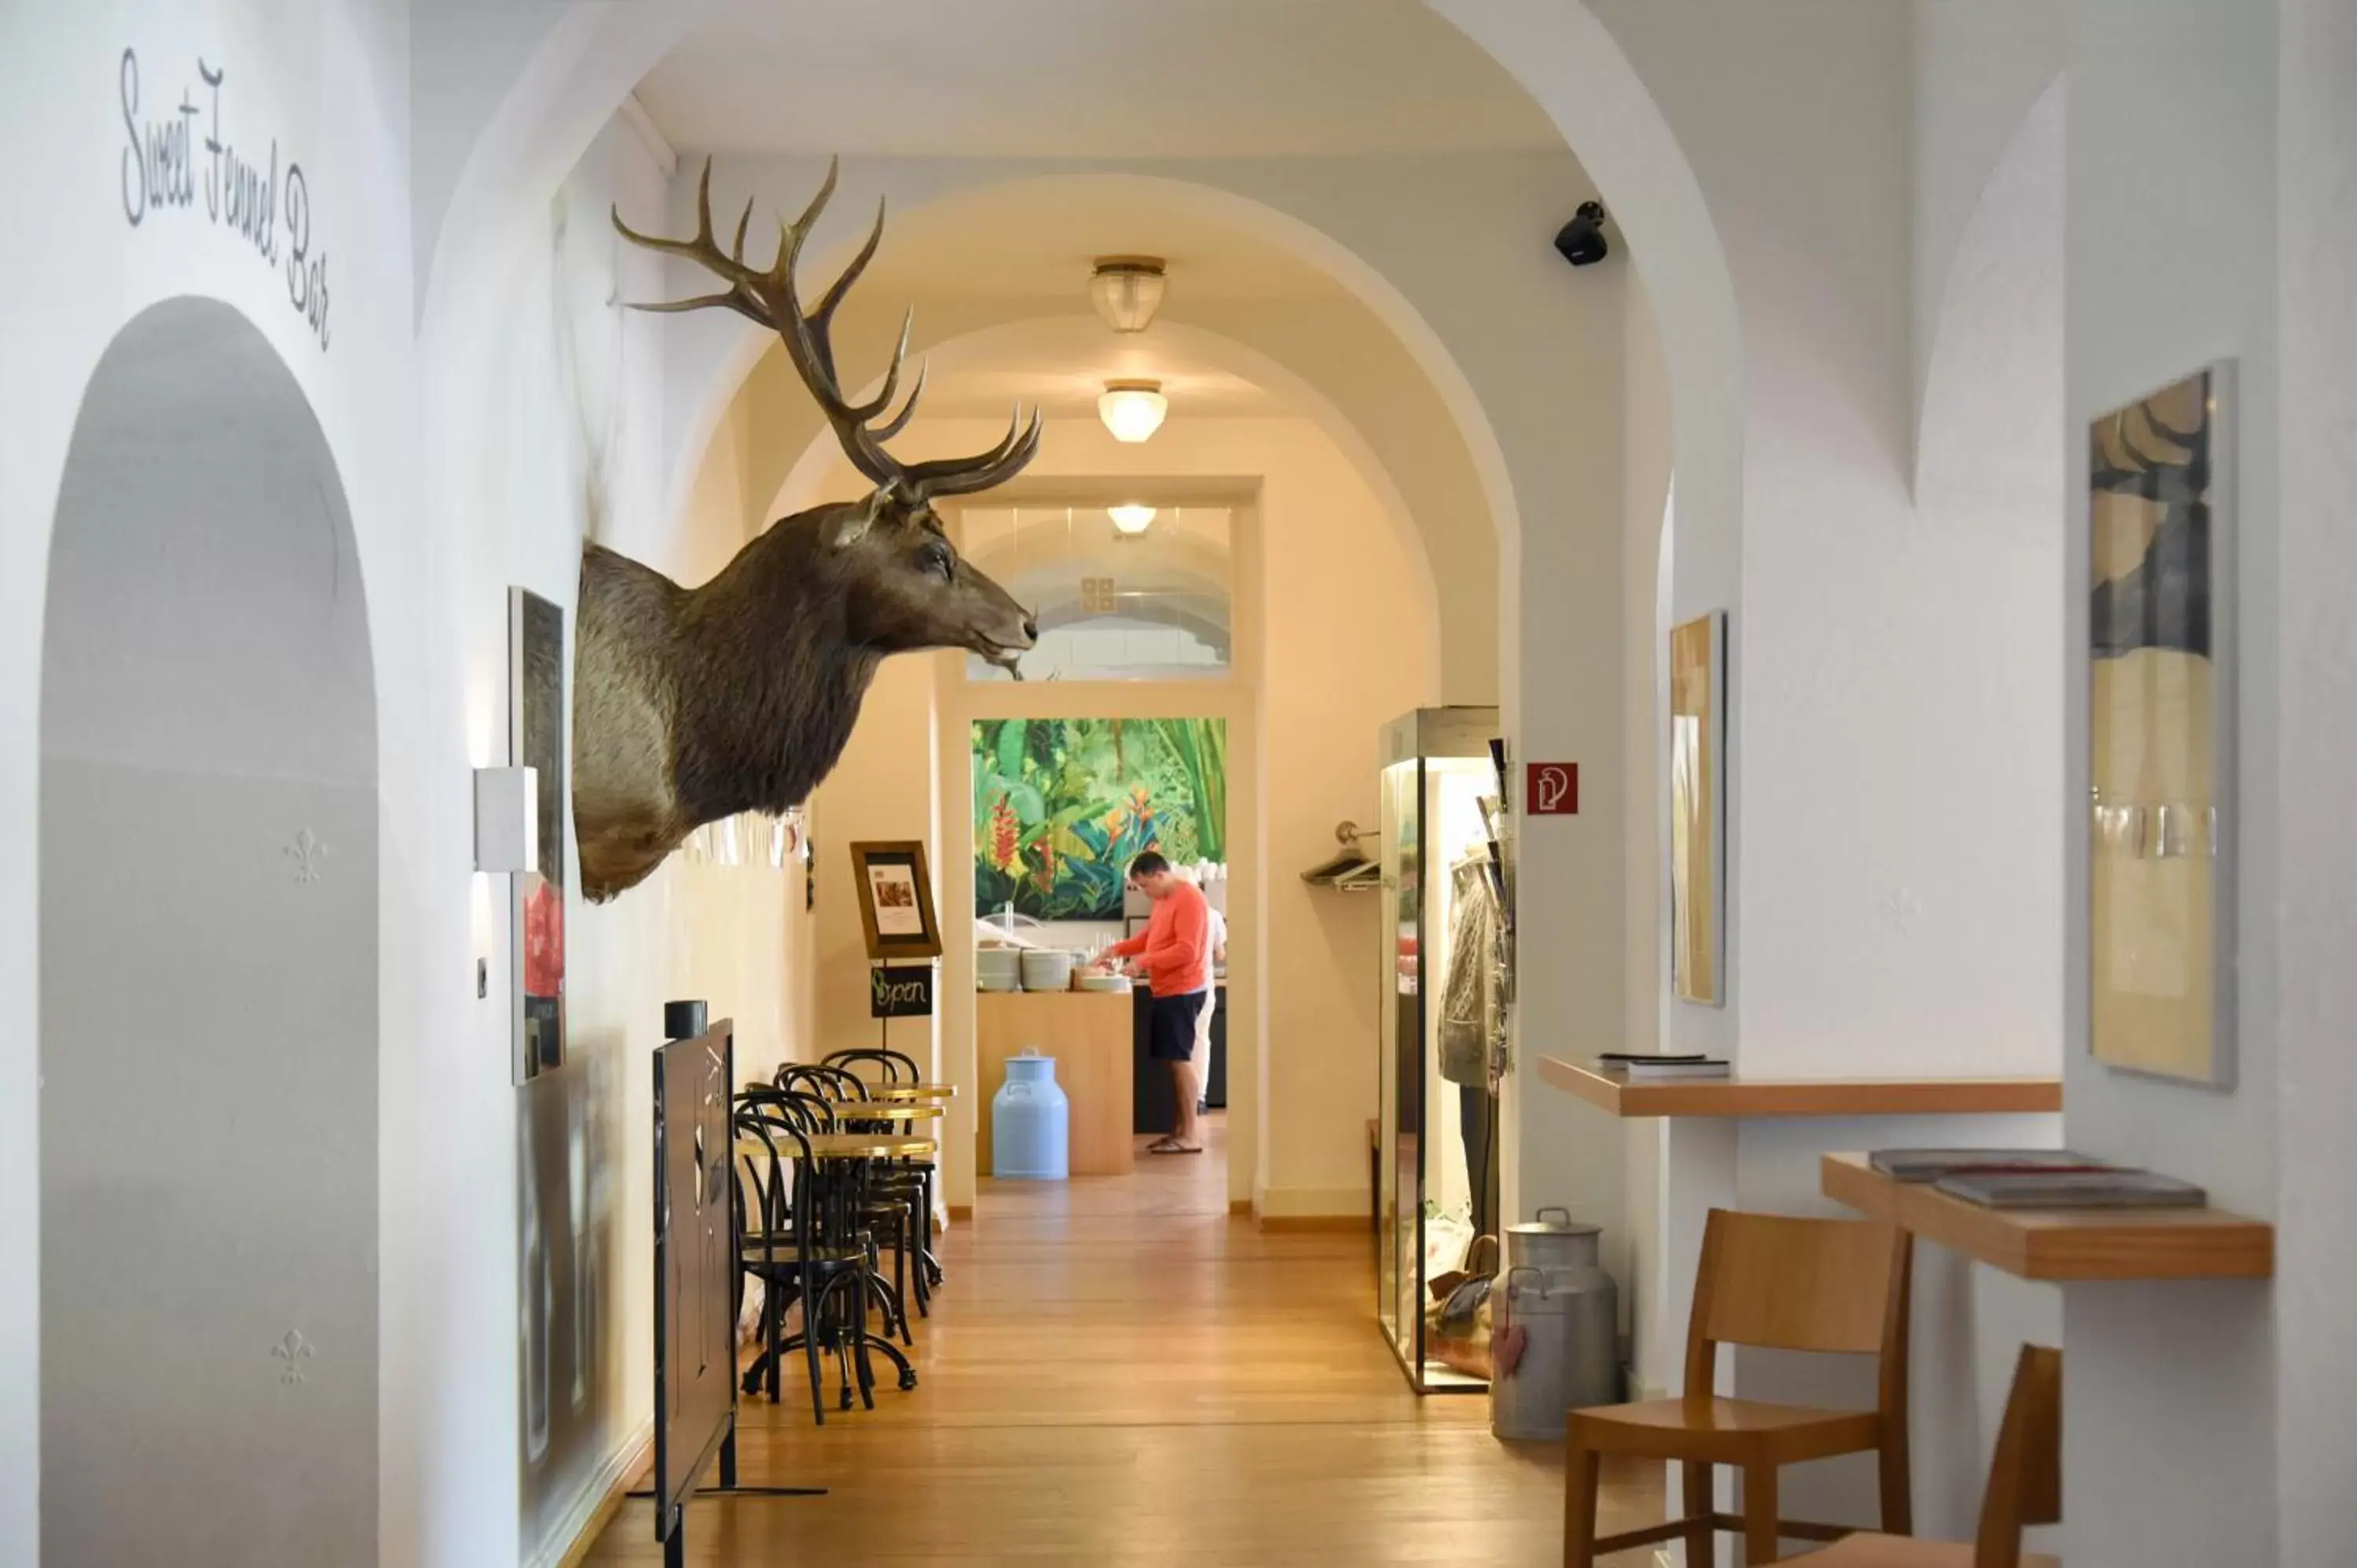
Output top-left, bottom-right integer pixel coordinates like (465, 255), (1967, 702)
(1109, 504), (1157, 535)
(1098, 379), (1167, 443)
(474, 765), (540, 875)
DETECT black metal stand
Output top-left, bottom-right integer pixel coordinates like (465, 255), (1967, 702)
(632, 1426), (829, 1568)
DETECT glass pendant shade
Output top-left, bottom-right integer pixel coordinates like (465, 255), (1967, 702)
(1098, 381), (1168, 443)
(1090, 257), (1168, 333)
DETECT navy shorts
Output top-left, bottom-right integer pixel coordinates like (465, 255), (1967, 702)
(1149, 990), (1206, 1061)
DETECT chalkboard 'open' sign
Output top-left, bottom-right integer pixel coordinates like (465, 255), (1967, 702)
(870, 965), (935, 1020)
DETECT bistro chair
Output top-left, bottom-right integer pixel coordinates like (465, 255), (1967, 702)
(814, 1052), (945, 1304)
(735, 1090), (915, 1420)
(1564, 1207), (1915, 1566)
(826, 1046), (922, 1086)
(1777, 1343), (2060, 1568)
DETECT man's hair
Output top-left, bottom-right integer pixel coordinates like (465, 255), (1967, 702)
(1127, 850), (1171, 880)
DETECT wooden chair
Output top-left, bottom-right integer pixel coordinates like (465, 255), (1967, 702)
(1564, 1208), (1915, 1566)
(1778, 1343), (2061, 1567)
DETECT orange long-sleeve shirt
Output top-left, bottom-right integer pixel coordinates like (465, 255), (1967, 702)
(1107, 880), (1211, 995)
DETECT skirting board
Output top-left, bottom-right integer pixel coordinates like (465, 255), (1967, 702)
(947, 1203), (973, 1222)
(1257, 1212), (1365, 1233)
(1254, 1186), (1365, 1229)
(1230, 1198), (1255, 1215)
(534, 1418), (652, 1568)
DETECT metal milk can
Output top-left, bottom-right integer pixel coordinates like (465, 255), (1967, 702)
(1490, 1208), (1621, 1440)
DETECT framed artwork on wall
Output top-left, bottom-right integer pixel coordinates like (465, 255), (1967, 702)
(850, 840), (942, 960)
(1669, 610), (1726, 1007)
(971, 716), (1227, 921)
(511, 588), (567, 1082)
(2088, 361), (2236, 1089)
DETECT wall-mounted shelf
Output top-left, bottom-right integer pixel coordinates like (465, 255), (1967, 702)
(1538, 1057), (2063, 1119)
(1820, 1152), (2274, 1281)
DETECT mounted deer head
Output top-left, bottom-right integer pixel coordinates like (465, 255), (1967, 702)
(571, 158), (1041, 901)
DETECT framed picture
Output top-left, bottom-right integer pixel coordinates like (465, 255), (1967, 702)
(1669, 611), (1727, 1007)
(850, 840), (942, 960)
(2088, 361), (2235, 1088)
(511, 588), (567, 1082)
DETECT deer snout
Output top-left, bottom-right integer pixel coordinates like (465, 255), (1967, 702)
(1021, 613), (1040, 644)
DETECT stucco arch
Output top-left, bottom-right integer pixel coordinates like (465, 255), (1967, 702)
(744, 313), (1449, 694)
(643, 167), (1506, 694)
(1427, 0), (1744, 617)
(1915, 77), (2066, 540)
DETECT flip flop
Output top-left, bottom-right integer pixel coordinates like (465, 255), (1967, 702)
(1148, 1139), (1204, 1155)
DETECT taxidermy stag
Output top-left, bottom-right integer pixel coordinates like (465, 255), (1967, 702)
(574, 159), (1040, 900)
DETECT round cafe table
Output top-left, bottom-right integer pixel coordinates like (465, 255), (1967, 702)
(852, 1082), (959, 1101)
(831, 1101), (944, 1123)
(735, 1132), (937, 1161)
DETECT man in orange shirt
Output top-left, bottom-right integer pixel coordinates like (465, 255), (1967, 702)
(1107, 851), (1211, 1154)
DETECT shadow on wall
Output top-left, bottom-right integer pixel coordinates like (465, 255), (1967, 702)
(39, 296), (379, 1563)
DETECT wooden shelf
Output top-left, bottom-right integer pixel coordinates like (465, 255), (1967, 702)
(1538, 1057), (2063, 1119)
(1821, 1152), (2274, 1281)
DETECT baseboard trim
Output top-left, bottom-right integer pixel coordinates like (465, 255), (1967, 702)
(1229, 1198), (1255, 1215)
(1255, 1212), (1365, 1233)
(947, 1203), (973, 1223)
(533, 1418), (652, 1568)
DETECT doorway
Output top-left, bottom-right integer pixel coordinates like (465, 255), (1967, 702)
(39, 299), (379, 1563)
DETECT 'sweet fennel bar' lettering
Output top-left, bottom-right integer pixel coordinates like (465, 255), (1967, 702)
(120, 46), (331, 350)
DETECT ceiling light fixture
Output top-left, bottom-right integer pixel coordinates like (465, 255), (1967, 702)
(1109, 504), (1157, 535)
(1090, 255), (1168, 333)
(1098, 379), (1168, 444)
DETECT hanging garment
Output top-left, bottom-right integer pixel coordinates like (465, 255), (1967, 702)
(1436, 855), (1501, 1089)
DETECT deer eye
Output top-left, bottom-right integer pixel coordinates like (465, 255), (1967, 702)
(922, 542), (955, 581)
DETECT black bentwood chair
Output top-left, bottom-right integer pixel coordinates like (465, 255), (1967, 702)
(734, 1090), (915, 1420)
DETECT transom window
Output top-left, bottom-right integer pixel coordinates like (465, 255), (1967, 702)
(955, 504), (1233, 683)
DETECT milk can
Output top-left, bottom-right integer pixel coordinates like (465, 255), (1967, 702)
(992, 1049), (1069, 1180)
(1490, 1209), (1621, 1440)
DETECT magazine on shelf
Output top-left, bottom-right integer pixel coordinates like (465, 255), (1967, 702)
(1596, 1053), (1730, 1079)
(1867, 1149), (2108, 1183)
(1932, 1169), (2209, 1211)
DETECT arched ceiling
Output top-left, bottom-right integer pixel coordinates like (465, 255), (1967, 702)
(864, 315), (1285, 421)
(848, 180), (1349, 302)
(635, 0), (1560, 158)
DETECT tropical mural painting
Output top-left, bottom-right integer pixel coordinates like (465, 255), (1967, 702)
(973, 717), (1228, 920)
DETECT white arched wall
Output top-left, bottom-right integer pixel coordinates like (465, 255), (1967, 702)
(42, 295), (381, 1566)
(734, 312), (1449, 701)
(646, 168), (1520, 707)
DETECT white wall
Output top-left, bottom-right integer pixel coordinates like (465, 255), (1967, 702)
(2275, 5), (2357, 1563)
(0, 3), (430, 1558)
(1908, 0), (2069, 428)
(2063, 2), (2285, 1563)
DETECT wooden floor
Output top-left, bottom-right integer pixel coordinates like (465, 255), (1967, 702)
(583, 1116), (1662, 1564)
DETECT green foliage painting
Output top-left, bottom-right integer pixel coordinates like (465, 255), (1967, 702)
(973, 717), (1228, 921)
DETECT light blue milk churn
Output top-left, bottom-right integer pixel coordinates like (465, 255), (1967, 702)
(992, 1048), (1069, 1180)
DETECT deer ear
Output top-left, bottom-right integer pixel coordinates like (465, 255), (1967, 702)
(831, 487), (893, 549)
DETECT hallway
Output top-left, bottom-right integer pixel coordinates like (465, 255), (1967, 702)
(584, 1120), (1659, 1563)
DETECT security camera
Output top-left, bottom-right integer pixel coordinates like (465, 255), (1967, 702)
(1553, 201), (1610, 267)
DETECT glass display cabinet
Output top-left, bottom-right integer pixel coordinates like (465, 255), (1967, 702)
(1375, 706), (1505, 1393)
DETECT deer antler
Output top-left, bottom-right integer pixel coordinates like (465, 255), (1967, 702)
(614, 157), (1041, 502)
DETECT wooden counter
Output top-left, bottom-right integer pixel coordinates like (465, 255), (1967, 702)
(1539, 1057), (2063, 1119)
(977, 991), (1135, 1176)
(1821, 1152), (2274, 1281)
